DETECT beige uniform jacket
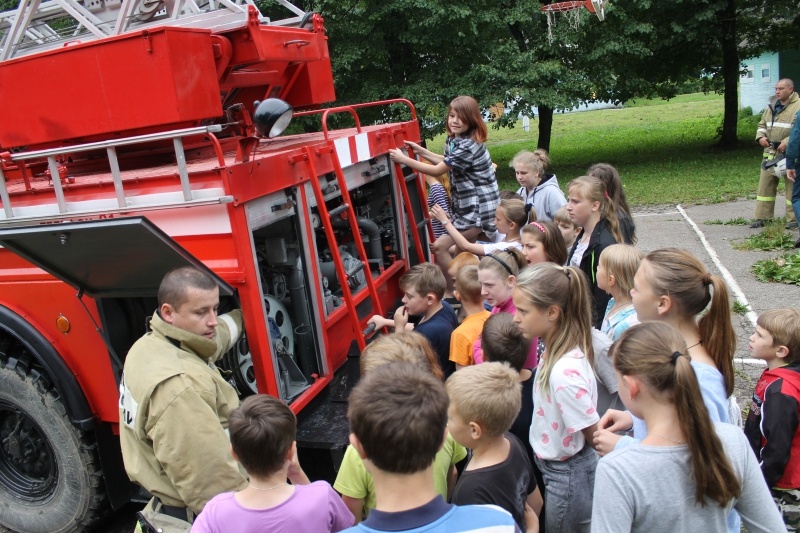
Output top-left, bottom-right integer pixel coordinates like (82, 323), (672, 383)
(119, 310), (247, 513)
(756, 92), (800, 148)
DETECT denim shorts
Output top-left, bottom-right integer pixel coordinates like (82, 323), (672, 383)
(535, 444), (598, 533)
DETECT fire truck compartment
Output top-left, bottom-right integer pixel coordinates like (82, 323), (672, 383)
(0, 217), (233, 297)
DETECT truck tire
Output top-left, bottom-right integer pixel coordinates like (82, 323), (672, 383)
(0, 350), (106, 533)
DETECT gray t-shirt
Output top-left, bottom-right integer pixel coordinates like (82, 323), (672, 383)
(591, 423), (784, 533)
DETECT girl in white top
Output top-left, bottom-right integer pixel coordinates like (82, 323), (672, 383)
(430, 198), (526, 256)
(591, 322), (783, 533)
(513, 263), (599, 533)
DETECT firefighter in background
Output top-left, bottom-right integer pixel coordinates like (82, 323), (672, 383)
(119, 267), (246, 531)
(786, 111), (800, 248)
(752, 78), (800, 229)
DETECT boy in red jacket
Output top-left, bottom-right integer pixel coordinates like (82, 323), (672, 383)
(744, 308), (800, 531)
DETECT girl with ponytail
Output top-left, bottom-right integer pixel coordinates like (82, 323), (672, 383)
(591, 322), (783, 532)
(513, 263), (599, 533)
(595, 248), (737, 453)
(565, 176), (623, 328)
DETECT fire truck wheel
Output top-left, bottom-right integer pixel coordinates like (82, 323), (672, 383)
(0, 359), (106, 532)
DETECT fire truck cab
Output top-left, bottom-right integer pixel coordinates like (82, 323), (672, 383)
(0, 1), (431, 530)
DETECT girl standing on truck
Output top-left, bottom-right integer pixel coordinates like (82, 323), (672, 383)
(389, 96), (500, 285)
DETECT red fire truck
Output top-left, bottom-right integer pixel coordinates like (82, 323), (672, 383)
(0, 1), (431, 530)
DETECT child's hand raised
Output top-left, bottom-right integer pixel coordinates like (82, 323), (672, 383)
(388, 148), (406, 163)
(597, 409), (633, 433)
(404, 140), (422, 153)
(393, 305), (410, 331)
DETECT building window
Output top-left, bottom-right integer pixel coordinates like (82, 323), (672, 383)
(742, 65), (755, 83)
(761, 63), (771, 82)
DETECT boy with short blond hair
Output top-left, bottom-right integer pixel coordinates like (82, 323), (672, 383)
(554, 206), (581, 255)
(450, 266), (491, 370)
(744, 308), (800, 531)
(368, 263), (458, 377)
(342, 363), (517, 533)
(446, 362), (541, 532)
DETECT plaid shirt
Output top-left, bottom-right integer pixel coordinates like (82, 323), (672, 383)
(444, 137), (499, 238)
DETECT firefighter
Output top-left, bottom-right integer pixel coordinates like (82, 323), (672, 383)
(752, 78), (800, 229)
(119, 267), (246, 531)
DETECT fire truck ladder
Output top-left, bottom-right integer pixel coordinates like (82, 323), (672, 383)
(0, 125), (234, 223)
(391, 144), (429, 266)
(0, 0), (309, 61)
(298, 144), (384, 352)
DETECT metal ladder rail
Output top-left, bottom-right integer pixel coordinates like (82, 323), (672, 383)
(298, 146), (376, 351)
(391, 147), (427, 266)
(323, 143), (385, 320)
(0, 125), (226, 219)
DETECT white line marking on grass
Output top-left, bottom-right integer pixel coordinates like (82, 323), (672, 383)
(676, 205), (764, 366)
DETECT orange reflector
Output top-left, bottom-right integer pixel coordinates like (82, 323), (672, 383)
(56, 314), (70, 334)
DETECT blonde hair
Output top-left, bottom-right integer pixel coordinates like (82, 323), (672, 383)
(612, 322), (741, 506)
(598, 244), (645, 296)
(515, 263), (594, 389)
(478, 248), (527, 279)
(757, 308), (800, 364)
(445, 362), (521, 437)
(499, 198), (527, 229)
(449, 252), (480, 273)
(510, 150), (544, 177)
(454, 265), (483, 305)
(533, 148), (551, 170)
(643, 249), (736, 396)
(554, 205), (578, 229)
(567, 176), (623, 244)
(427, 171), (451, 198)
(360, 331), (444, 380)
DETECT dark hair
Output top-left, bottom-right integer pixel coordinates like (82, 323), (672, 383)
(399, 262), (446, 301)
(521, 220), (568, 265)
(228, 395), (296, 477)
(611, 322), (741, 506)
(348, 363), (448, 474)
(447, 96), (488, 143)
(481, 313), (530, 372)
(158, 267), (217, 309)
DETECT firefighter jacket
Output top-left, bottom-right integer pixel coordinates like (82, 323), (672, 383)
(756, 92), (800, 153)
(119, 309), (247, 513)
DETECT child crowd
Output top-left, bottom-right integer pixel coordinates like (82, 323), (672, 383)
(189, 96), (797, 533)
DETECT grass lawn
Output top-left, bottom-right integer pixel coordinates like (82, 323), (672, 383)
(429, 93), (767, 206)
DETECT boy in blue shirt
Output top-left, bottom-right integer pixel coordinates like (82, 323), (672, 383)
(368, 263), (458, 377)
(342, 362), (518, 533)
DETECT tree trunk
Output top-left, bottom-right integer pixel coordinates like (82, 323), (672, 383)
(718, 0), (739, 148)
(538, 105), (553, 152)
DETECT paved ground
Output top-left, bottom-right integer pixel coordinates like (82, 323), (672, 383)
(98, 197), (800, 532)
(631, 197), (800, 401)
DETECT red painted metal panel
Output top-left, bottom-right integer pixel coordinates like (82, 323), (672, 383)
(0, 28), (221, 149)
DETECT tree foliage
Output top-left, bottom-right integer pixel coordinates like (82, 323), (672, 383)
(283, 0), (799, 149)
